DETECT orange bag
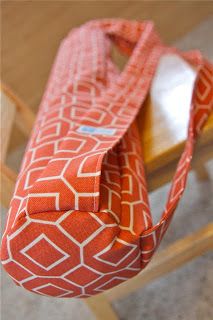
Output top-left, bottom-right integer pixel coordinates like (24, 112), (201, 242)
(1, 19), (212, 298)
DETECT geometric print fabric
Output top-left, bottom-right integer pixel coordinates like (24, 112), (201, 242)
(1, 19), (213, 298)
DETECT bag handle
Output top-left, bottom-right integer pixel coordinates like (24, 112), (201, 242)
(89, 20), (213, 237)
(78, 20), (213, 219)
(28, 20), (212, 224)
(140, 58), (213, 265)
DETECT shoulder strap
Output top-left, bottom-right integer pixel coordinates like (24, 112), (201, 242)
(140, 58), (213, 266)
(26, 20), (212, 222)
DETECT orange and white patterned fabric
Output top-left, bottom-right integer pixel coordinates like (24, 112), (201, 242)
(1, 19), (213, 298)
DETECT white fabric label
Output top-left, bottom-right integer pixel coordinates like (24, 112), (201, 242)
(77, 125), (116, 136)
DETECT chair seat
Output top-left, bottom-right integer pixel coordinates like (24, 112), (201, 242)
(137, 53), (213, 173)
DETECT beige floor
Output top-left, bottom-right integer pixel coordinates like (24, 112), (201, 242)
(1, 18), (213, 320)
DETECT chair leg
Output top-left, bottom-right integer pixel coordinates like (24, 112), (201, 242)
(0, 162), (17, 207)
(85, 294), (119, 320)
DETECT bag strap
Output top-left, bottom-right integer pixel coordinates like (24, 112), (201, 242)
(27, 20), (213, 224)
(140, 58), (213, 265)
(88, 20), (213, 232)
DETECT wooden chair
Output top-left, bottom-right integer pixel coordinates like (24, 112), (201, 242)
(0, 83), (35, 207)
(1, 54), (213, 320)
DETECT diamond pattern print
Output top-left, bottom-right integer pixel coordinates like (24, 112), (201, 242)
(1, 19), (212, 298)
(21, 234), (69, 271)
(33, 283), (73, 297)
